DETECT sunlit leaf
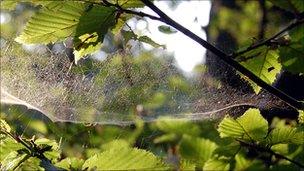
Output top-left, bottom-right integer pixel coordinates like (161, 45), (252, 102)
(0, 138), (24, 161)
(299, 110), (304, 124)
(0, 1), (18, 10)
(100, 139), (130, 151)
(203, 158), (230, 171)
(0, 119), (11, 133)
(108, 0), (145, 8)
(179, 160), (196, 171)
(239, 46), (281, 93)
(55, 157), (84, 170)
(0, 152), (29, 170)
(218, 108), (268, 141)
(74, 6), (116, 62)
(179, 135), (218, 166)
(34, 138), (60, 161)
(82, 147), (168, 170)
(235, 154), (264, 170)
(15, 2), (86, 44)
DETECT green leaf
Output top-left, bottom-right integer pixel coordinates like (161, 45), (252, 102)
(55, 157), (84, 170)
(235, 154), (264, 170)
(111, 18), (126, 35)
(179, 160), (196, 171)
(299, 110), (304, 124)
(100, 139), (130, 151)
(0, 151), (29, 170)
(108, 0), (145, 8)
(271, 144), (289, 155)
(74, 6), (116, 62)
(154, 117), (201, 136)
(239, 46), (281, 93)
(0, 1), (18, 10)
(15, 2), (86, 44)
(213, 143), (240, 157)
(0, 138), (24, 161)
(179, 135), (218, 166)
(218, 108), (268, 142)
(158, 25), (178, 34)
(34, 138), (60, 161)
(235, 154), (251, 171)
(203, 158), (230, 171)
(279, 38), (304, 74)
(82, 147), (167, 170)
(138, 36), (165, 48)
(0, 119), (11, 133)
(266, 125), (304, 145)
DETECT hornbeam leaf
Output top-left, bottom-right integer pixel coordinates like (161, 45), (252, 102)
(238, 46), (281, 94)
(108, 0), (145, 8)
(266, 125), (304, 145)
(218, 108), (268, 142)
(82, 147), (167, 170)
(15, 2), (86, 44)
(73, 6), (116, 62)
(203, 158), (230, 171)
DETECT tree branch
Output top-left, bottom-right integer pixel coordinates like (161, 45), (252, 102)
(231, 17), (304, 58)
(140, 0), (304, 110)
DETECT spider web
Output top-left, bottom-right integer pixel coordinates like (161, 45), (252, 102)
(0, 39), (288, 125)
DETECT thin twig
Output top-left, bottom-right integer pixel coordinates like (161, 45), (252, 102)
(139, 0), (304, 110)
(230, 17), (304, 58)
(101, 0), (163, 22)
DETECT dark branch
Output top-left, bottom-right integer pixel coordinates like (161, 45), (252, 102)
(140, 0), (304, 110)
(101, 0), (163, 22)
(231, 17), (304, 58)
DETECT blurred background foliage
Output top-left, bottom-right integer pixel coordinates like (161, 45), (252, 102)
(1, 0), (304, 170)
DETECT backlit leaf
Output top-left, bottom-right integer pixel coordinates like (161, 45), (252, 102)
(82, 147), (167, 170)
(239, 46), (281, 93)
(15, 2), (86, 44)
(218, 108), (268, 141)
